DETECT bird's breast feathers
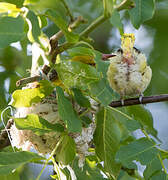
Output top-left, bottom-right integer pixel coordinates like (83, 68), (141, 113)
(107, 51), (152, 97)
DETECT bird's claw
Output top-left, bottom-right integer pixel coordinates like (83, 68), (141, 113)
(121, 99), (124, 106)
(139, 94), (144, 104)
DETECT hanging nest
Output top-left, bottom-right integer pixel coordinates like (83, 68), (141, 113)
(9, 82), (98, 167)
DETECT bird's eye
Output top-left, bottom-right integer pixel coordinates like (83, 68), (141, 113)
(117, 48), (123, 54)
(133, 47), (141, 54)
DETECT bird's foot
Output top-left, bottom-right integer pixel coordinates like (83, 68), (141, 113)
(139, 94), (144, 104)
(120, 99), (125, 106)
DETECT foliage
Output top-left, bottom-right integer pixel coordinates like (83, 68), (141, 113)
(0, 0), (168, 179)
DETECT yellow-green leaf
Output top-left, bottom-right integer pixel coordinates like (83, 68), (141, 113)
(0, 2), (21, 17)
(12, 80), (54, 107)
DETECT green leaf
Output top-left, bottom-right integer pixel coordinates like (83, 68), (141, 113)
(118, 170), (137, 180)
(80, 116), (92, 128)
(24, 0), (67, 17)
(126, 105), (158, 139)
(115, 138), (158, 167)
(0, 2), (21, 17)
(67, 47), (95, 64)
(89, 78), (114, 106)
(0, 16), (24, 48)
(71, 157), (106, 180)
(26, 10), (41, 43)
(0, 171), (20, 180)
(56, 86), (82, 133)
(0, 0), (24, 8)
(0, 151), (44, 175)
(55, 135), (76, 165)
(110, 10), (123, 34)
(159, 149), (168, 160)
(72, 88), (91, 108)
(143, 157), (162, 180)
(56, 61), (100, 90)
(68, 47), (95, 58)
(45, 9), (79, 43)
(150, 171), (167, 180)
(103, 0), (113, 17)
(129, 0), (155, 29)
(12, 80), (54, 107)
(111, 107), (141, 133)
(14, 114), (64, 135)
(38, 15), (48, 28)
(94, 107), (121, 178)
(94, 50), (109, 77)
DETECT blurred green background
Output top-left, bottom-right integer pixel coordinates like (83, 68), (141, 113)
(0, 0), (168, 179)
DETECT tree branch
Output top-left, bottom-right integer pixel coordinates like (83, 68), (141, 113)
(49, 16), (86, 49)
(80, 15), (107, 37)
(16, 65), (50, 87)
(52, 0), (135, 55)
(109, 94), (168, 107)
(16, 75), (41, 87)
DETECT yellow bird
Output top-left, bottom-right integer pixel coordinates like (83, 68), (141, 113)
(107, 33), (152, 102)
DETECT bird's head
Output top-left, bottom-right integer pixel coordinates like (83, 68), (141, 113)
(121, 33), (135, 65)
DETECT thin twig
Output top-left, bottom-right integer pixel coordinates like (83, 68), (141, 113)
(61, 0), (74, 22)
(49, 16), (87, 63)
(109, 94), (168, 107)
(115, 0), (135, 11)
(49, 16), (86, 46)
(16, 65), (50, 87)
(80, 15), (107, 37)
(69, 16), (87, 30)
(51, 0), (135, 55)
(16, 75), (41, 87)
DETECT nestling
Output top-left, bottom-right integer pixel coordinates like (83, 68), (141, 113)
(107, 33), (152, 100)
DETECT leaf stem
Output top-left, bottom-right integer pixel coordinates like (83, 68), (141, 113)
(158, 154), (167, 174)
(36, 140), (61, 180)
(51, 158), (61, 180)
(80, 15), (107, 37)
